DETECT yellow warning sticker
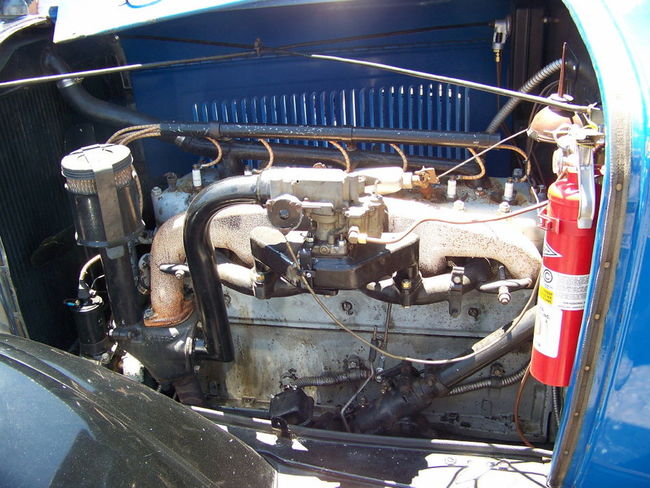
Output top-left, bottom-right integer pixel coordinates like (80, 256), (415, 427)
(539, 287), (554, 304)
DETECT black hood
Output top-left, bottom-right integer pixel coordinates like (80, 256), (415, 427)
(0, 334), (276, 488)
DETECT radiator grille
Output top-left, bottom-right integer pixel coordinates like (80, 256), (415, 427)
(192, 83), (470, 160)
(0, 83), (80, 347)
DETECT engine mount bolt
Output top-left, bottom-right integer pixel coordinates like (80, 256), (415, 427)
(319, 246), (331, 254)
(453, 200), (465, 211)
(151, 186), (162, 197)
(499, 201), (511, 213)
(143, 308), (154, 319)
(278, 209), (290, 220)
(174, 270), (185, 280)
(254, 272), (266, 283)
(401, 279), (412, 290)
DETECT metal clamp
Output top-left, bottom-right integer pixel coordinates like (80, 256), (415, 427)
(577, 145), (596, 229)
(448, 266), (465, 317)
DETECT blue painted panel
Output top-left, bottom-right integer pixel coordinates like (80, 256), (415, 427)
(191, 83), (471, 163)
(555, 1), (650, 486)
(119, 0), (509, 177)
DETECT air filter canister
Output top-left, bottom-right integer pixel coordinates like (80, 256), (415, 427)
(61, 144), (144, 247)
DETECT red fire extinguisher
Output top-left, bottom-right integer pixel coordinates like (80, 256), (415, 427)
(530, 170), (598, 387)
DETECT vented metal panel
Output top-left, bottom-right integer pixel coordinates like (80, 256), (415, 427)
(192, 83), (470, 160)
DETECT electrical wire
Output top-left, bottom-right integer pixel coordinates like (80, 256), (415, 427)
(199, 137), (223, 169)
(7, 47), (595, 115)
(389, 143), (409, 171)
(120, 127), (162, 145)
(525, 80), (561, 185)
(90, 274), (106, 291)
(125, 21), (491, 52)
(258, 138), (275, 171)
(364, 200), (547, 245)
(458, 148), (485, 180)
(499, 144), (531, 178)
(288, 52), (594, 114)
(106, 124), (159, 144)
(437, 128), (527, 179)
(514, 363), (536, 448)
(79, 254), (101, 284)
(328, 140), (351, 172)
(283, 240), (540, 366)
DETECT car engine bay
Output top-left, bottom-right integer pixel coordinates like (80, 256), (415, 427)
(0, 0), (605, 454)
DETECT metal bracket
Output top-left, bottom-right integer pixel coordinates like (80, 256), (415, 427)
(91, 151), (125, 248)
(448, 266), (465, 317)
(577, 145), (596, 229)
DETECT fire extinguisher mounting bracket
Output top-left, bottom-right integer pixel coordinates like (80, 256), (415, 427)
(577, 144), (596, 229)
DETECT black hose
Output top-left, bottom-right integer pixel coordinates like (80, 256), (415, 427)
(43, 51), (159, 127)
(184, 175), (267, 362)
(447, 365), (527, 396)
(552, 386), (563, 426)
(352, 306), (537, 434)
(486, 59), (563, 134)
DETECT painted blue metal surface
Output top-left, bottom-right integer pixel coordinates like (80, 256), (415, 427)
(118, 0), (508, 177)
(556, 1), (650, 486)
(191, 83), (470, 161)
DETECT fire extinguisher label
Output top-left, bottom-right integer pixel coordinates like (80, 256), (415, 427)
(534, 301), (563, 358)
(539, 266), (590, 311)
(543, 242), (562, 258)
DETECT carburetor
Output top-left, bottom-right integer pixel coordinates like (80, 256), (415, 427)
(251, 167), (421, 305)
